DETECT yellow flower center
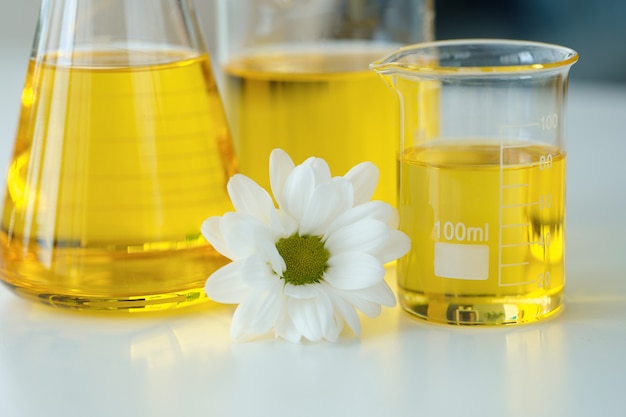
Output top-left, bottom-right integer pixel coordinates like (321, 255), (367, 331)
(275, 234), (330, 286)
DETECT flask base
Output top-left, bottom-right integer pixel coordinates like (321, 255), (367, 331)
(398, 288), (564, 325)
(0, 236), (229, 313)
(2, 281), (210, 312)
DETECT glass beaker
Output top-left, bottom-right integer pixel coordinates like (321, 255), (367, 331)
(0, 0), (236, 311)
(207, 0), (434, 205)
(372, 40), (578, 325)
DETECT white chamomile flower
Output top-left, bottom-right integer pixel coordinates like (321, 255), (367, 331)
(202, 148), (410, 343)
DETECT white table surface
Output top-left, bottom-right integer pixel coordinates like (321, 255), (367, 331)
(0, 47), (625, 417)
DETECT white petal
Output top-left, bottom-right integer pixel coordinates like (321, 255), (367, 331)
(298, 182), (337, 236)
(230, 284), (286, 341)
(248, 281), (284, 334)
(217, 213), (256, 259)
(220, 212), (276, 260)
(387, 207), (400, 229)
(331, 282), (396, 317)
(287, 291), (334, 342)
(227, 174), (275, 222)
(265, 210), (297, 275)
(201, 216), (235, 260)
(270, 148), (295, 208)
(322, 282), (361, 336)
(300, 178), (354, 236)
(354, 281), (397, 307)
(275, 313), (302, 344)
(303, 156), (332, 185)
(324, 252), (385, 290)
(281, 164), (315, 220)
(259, 242), (287, 276)
(324, 323), (341, 342)
(287, 300), (318, 341)
(270, 209), (298, 238)
(240, 255), (280, 290)
(334, 302), (360, 336)
(318, 294), (337, 342)
(204, 261), (250, 304)
(325, 201), (393, 238)
(376, 229), (411, 264)
(230, 297), (260, 341)
(343, 296), (382, 317)
(325, 218), (390, 257)
(283, 283), (320, 299)
(343, 161), (379, 206)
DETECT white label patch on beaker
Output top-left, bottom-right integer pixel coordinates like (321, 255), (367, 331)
(434, 242), (489, 280)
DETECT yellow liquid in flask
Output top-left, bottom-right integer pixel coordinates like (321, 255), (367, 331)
(223, 46), (400, 205)
(398, 142), (565, 324)
(0, 51), (236, 311)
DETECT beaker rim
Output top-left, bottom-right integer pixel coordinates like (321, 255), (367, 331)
(370, 39), (578, 77)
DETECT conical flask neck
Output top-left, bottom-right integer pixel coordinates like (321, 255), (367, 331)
(33, 0), (206, 64)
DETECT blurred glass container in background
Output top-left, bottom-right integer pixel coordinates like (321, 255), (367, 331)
(207, 0), (434, 205)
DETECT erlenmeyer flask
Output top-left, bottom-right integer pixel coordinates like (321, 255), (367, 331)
(0, 0), (236, 311)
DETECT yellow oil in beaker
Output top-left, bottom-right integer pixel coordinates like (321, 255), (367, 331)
(222, 45), (399, 204)
(398, 141), (565, 324)
(0, 50), (235, 310)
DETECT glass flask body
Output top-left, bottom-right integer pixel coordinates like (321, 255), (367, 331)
(207, 0), (434, 206)
(0, 0), (236, 311)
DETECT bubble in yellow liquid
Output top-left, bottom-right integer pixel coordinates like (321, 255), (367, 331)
(222, 44), (400, 205)
(398, 141), (565, 324)
(0, 51), (236, 311)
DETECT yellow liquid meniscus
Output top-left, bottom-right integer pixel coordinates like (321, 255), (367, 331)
(398, 142), (565, 324)
(223, 44), (400, 205)
(0, 51), (236, 311)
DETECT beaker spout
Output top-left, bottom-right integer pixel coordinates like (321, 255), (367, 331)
(370, 43), (434, 77)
